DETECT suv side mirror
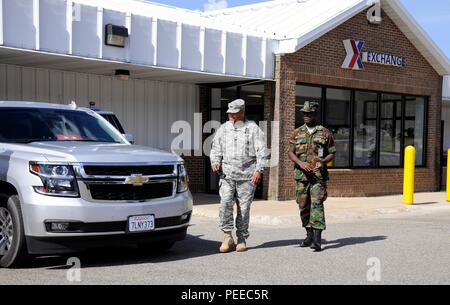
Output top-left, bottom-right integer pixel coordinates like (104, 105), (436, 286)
(124, 134), (135, 144)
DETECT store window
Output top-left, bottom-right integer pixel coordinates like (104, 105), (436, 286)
(294, 84), (428, 169)
(208, 83), (265, 198)
(325, 88), (351, 167)
(404, 96), (426, 166)
(380, 94), (402, 166)
(295, 85), (322, 128)
(354, 91), (378, 167)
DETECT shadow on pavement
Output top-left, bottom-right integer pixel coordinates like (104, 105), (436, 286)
(322, 236), (387, 250)
(19, 235), (388, 269)
(248, 239), (300, 250)
(412, 202), (439, 206)
(18, 234), (222, 270)
(248, 236), (388, 251)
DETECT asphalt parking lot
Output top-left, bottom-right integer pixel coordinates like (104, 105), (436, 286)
(1, 208), (450, 285)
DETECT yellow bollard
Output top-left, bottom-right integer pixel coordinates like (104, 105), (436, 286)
(403, 146), (415, 205)
(447, 149), (450, 202)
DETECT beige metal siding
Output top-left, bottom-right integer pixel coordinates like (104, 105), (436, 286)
(0, 63), (199, 151)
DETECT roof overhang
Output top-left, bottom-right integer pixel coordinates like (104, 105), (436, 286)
(382, 0), (450, 76)
(0, 0), (276, 82)
(277, 0), (376, 54)
(0, 46), (259, 84)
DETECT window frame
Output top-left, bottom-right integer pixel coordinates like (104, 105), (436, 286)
(296, 83), (428, 169)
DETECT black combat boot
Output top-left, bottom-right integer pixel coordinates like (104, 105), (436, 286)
(311, 229), (322, 252)
(300, 228), (314, 247)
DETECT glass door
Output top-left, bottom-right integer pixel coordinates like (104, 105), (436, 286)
(206, 83), (265, 198)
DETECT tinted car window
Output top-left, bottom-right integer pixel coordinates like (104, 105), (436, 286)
(101, 114), (126, 134)
(0, 108), (125, 144)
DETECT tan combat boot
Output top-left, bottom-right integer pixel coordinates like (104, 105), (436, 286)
(219, 232), (236, 253)
(236, 238), (247, 252)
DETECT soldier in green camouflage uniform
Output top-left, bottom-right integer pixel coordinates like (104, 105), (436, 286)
(288, 101), (336, 252)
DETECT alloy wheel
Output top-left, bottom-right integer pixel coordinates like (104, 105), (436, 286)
(0, 207), (13, 257)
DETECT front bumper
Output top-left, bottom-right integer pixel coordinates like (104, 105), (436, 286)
(26, 227), (188, 255)
(20, 190), (193, 254)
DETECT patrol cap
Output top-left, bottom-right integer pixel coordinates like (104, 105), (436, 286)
(301, 101), (319, 113)
(227, 99), (246, 114)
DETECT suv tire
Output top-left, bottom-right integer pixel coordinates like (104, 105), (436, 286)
(0, 195), (29, 268)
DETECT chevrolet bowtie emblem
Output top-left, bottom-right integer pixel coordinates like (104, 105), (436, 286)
(125, 174), (149, 186)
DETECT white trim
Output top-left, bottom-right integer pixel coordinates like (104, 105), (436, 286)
(199, 26), (205, 72)
(0, 0), (3, 45)
(125, 12), (131, 63)
(221, 30), (226, 74)
(151, 17), (158, 66)
(242, 34), (247, 76)
(278, 0), (374, 54)
(0, 45), (272, 81)
(33, 0), (40, 51)
(67, 0), (73, 55)
(176, 22), (182, 69)
(261, 37), (267, 79)
(97, 7), (103, 59)
(381, 0), (450, 75)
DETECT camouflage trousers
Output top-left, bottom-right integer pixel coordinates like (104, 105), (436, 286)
(219, 179), (256, 240)
(296, 180), (327, 230)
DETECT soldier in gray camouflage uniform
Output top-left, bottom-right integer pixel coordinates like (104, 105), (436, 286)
(210, 99), (267, 253)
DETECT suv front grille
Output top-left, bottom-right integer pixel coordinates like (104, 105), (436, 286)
(83, 165), (175, 176)
(89, 182), (174, 201)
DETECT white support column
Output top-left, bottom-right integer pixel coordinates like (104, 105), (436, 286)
(176, 22), (182, 69)
(221, 31), (227, 74)
(97, 7), (103, 59)
(66, 0), (73, 54)
(242, 34), (248, 76)
(152, 18), (158, 66)
(33, 0), (40, 50)
(199, 27), (205, 72)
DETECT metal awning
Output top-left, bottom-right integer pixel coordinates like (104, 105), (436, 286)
(0, 46), (259, 84)
(0, 0), (277, 82)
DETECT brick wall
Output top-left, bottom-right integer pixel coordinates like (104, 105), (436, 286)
(263, 81), (275, 199)
(183, 86), (209, 193)
(272, 9), (442, 199)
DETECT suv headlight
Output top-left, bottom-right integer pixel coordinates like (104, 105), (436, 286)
(30, 163), (79, 197)
(177, 164), (189, 193)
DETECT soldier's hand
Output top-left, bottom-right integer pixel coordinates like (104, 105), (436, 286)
(251, 171), (262, 187)
(298, 161), (314, 173)
(212, 164), (221, 173)
(314, 161), (323, 171)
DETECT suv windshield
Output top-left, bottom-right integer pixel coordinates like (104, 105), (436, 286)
(0, 108), (125, 144)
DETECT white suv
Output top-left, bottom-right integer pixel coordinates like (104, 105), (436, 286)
(0, 101), (193, 267)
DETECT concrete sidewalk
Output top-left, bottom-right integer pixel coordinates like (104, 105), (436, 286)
(192, 192), (450, 226)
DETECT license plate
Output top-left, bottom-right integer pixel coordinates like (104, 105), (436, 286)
(128, 215), (155, 233)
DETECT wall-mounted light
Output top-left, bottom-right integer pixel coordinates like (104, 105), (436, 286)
(105, 24), (129, 48)
(115, 69), (131, 81)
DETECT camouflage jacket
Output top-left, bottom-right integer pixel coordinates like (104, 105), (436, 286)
(210, 120), (267, 181)
(289, 124), (336, 182)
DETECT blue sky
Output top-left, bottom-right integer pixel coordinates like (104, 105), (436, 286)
(149, 0), (450, 60)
